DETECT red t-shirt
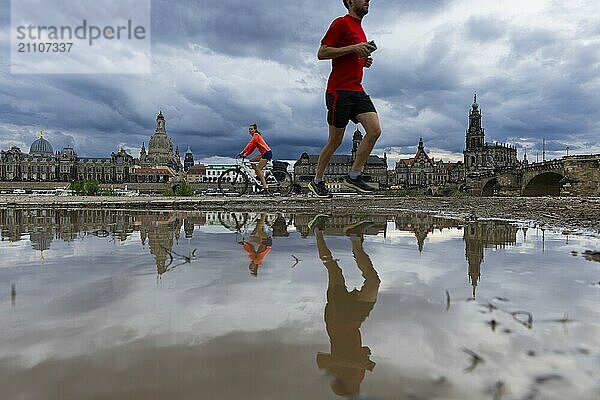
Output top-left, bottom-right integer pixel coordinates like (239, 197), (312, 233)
(321, 15), (367, 92)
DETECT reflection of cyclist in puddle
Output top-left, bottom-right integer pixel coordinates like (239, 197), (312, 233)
(309, 215), (381, 397)
(240, 213), (272, 276)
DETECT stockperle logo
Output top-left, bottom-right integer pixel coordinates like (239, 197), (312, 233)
(11, 0), (151, 74)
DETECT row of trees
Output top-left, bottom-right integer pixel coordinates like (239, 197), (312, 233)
(69, 180), (101, 195)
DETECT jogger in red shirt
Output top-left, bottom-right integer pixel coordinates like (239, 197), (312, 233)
(308, 0), (382, 198)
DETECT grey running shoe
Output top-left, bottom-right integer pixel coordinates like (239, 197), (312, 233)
(308, 180), (333, 198)
(344, 174), (376, 193)
(307, 214), (330, 233)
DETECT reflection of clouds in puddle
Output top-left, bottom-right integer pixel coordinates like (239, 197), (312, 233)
(504, 269), (534, 275)
(0, 210), (598, 399)
(195, 225), (236, 234)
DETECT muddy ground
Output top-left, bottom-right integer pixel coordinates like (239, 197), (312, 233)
(2, 195), (599, 235)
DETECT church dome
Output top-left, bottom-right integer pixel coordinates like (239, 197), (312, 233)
(148, 132), (173, 154)
(30, 136), (54, 155)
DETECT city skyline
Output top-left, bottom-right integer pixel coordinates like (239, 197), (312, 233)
(1, 0), (598, 166)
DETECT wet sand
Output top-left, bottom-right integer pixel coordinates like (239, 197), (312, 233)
(1, 195), (599, 234)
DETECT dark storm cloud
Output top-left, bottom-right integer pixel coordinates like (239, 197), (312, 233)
(0, 0), (598, 161)
(150, 0), (336, 64)
(150, 0), (449, 62)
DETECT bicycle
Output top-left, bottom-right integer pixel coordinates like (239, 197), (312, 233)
(218, 158), (293, 196)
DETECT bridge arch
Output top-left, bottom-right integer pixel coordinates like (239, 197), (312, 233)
(522, 172), (563, 196)
(481, 178), (498, 196)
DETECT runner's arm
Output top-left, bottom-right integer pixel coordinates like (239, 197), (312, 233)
(317, 43), (375, 60)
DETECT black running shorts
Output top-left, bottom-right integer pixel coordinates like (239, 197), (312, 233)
(326, 90), (377, 128)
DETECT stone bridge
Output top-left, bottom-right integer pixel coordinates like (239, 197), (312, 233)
(468, 154), (599, 196)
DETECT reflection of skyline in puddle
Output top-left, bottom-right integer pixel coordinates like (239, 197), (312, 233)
(1, 209), (530, 298)
(0, 209), (598, 399)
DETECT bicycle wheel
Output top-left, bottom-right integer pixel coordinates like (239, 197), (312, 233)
(267, 170), (293, 197)
(218, 168), (249, 196)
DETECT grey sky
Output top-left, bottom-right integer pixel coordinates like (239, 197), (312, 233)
(1, 0), (598, 165)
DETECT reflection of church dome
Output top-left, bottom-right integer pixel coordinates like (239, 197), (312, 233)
(30, 137), (54, 155)
(30, 230), (53, 252)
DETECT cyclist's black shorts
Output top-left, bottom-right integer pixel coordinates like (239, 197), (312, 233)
(261, 150), (273, 161)
(326, 90), (377, 128)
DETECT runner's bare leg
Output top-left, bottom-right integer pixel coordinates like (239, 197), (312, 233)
(351, 112), (381, 172)
(316, 126), (346, 179)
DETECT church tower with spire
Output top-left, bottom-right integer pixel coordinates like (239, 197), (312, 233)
(466, 94), (485, 151)
(184, 146), (194, 172)
(463, 94), (517, 178)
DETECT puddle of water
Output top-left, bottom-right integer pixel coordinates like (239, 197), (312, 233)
(0, 209), (598, 400)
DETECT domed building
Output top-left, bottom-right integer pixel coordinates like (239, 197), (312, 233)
(29, 133), (54, 156)
(0, 111), (186, 185)
(0, 130), (58, 181)
(139, 111), (182, 172)
(0, 130), (134, 183)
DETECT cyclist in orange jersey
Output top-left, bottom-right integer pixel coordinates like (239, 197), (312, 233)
(239, 123), (273, 192)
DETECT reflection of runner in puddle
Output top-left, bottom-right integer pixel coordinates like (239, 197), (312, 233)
(309, 215), (381, 397)
(240, 213), (272, 276)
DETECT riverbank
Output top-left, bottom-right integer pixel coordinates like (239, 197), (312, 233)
(2, 195), (599, 235)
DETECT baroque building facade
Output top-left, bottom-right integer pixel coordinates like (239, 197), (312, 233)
(395, 138), (464, 190)
(0, 112), (184, 184)
(294, 129), (388, 192)
(0, 131), (135, 183)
